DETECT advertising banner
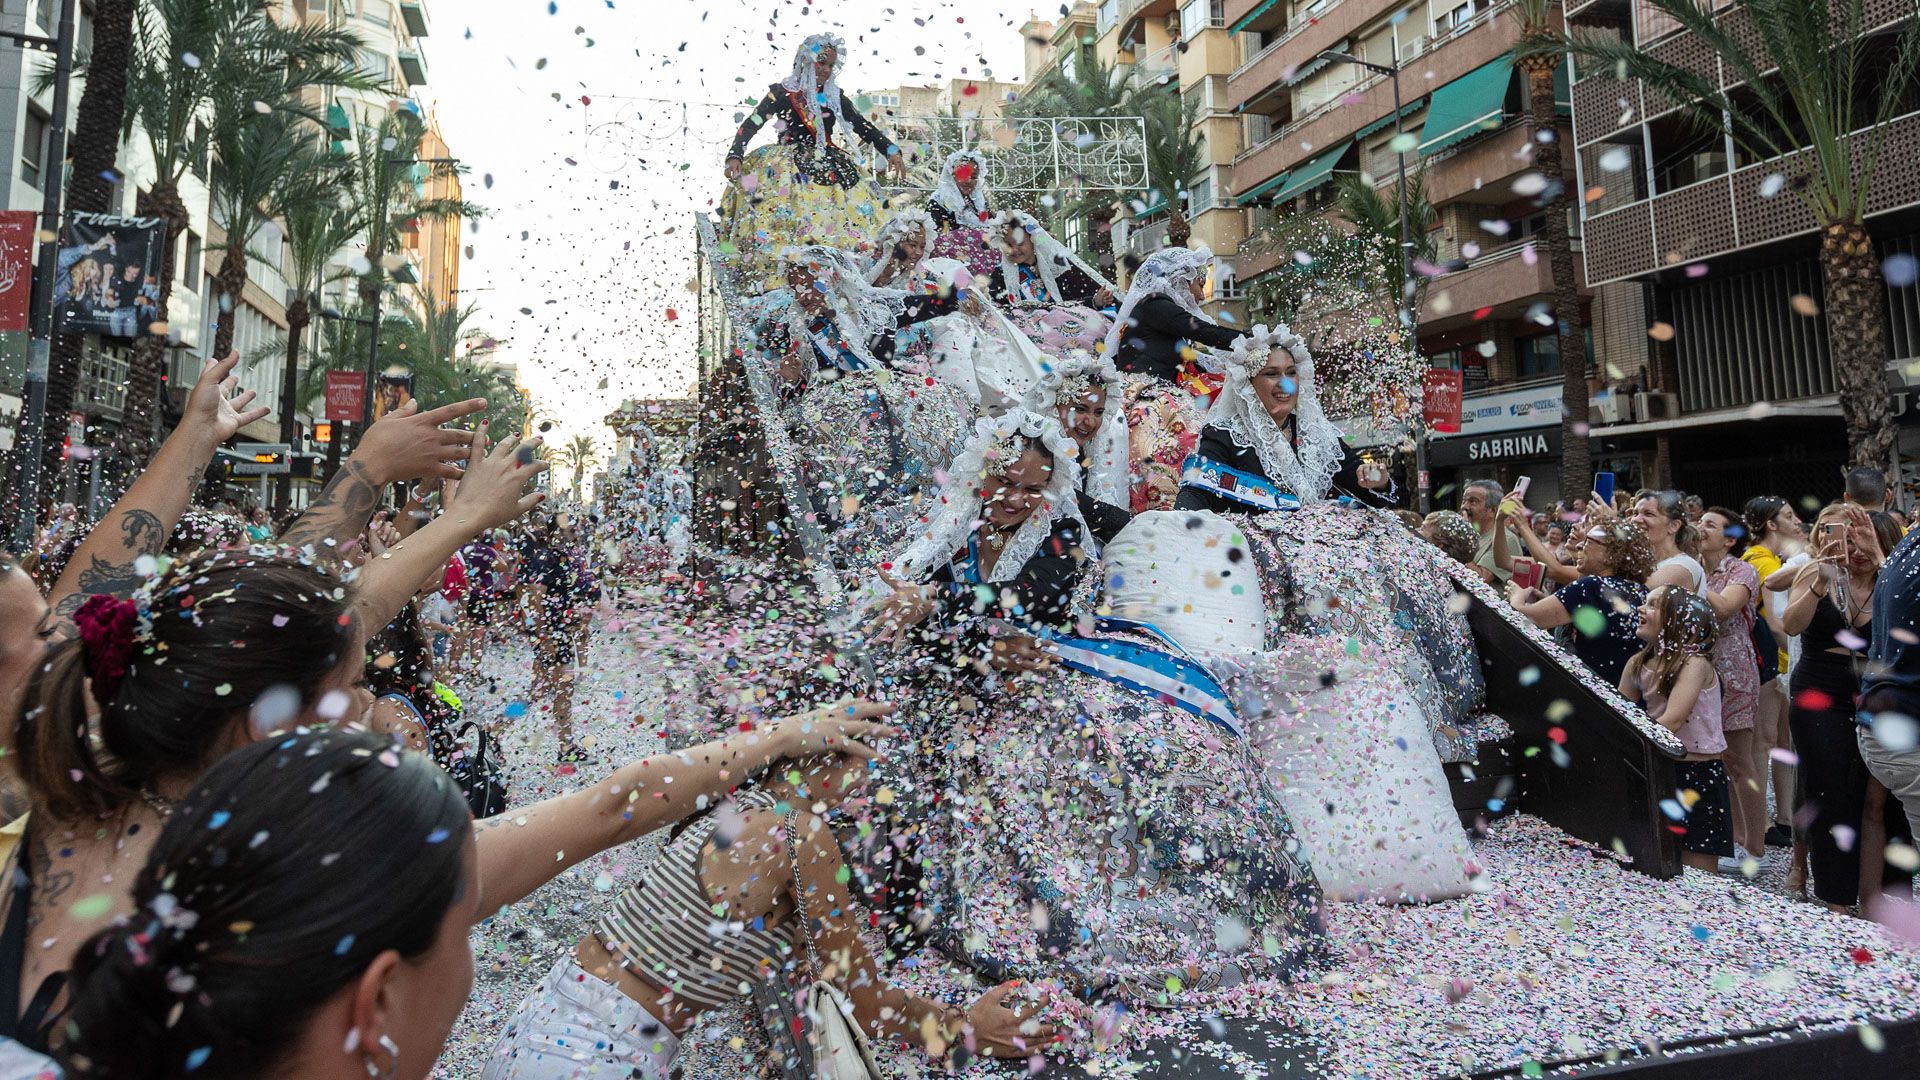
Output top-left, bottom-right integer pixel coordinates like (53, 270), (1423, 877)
(325, 370), (365, 421)
(53, 212), (167, 338)
(0, 210), (37, 332)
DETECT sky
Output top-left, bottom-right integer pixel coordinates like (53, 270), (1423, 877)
(419, 0), (1039, 460)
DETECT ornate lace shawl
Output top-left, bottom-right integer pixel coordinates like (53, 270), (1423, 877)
(780, 33), (848, 148)
(986, 210), (1115, 304)
(777, 245), (908, 369)
(1203, 324), (1345, 504)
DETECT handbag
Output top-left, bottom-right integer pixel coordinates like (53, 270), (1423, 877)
(448, 720), (510, 819)
(785, 813), (885, 1080)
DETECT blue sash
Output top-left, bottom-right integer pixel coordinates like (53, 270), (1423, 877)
(1178, 454), (1301, 512)
(807, 316), (866, 372)
(1043, 616), (1243, 737)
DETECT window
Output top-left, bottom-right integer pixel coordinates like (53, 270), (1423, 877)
(1433, 0), (1481, 36)
(361, 0), (389, 26)
(1098, 0), (1118, 33)
(308, 0), (330, 17)
(20, 107), (49, 190)
(1516, 328), (1596, 380)
(1218, 269), (1245, 299)
(361, 49), (390, 81)
(1181, 0), (1226, 38)
(1189, 176), (1214, 214)
(181, 231), (202, 293)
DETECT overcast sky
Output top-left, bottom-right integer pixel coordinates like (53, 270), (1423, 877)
(421, 0), (1036, 453)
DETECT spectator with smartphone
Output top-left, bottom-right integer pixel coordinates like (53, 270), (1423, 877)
(1506, 518), (1653, 687)
(1746, 494), (1809, 847)
(1460, 480), (1521, 585)
(1857, 503), (1920, 863)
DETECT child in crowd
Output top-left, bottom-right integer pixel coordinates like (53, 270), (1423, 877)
(1620, 585), (1732, 873)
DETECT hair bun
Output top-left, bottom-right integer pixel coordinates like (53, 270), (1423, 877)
(63, 922), (182, 1080)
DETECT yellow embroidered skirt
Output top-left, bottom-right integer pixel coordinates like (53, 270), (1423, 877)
(720, 145), (889, 293)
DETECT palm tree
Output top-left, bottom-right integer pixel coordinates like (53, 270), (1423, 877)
(553, 434), (598, 499)
(1565, 0), (1920, 468)
(207, 114), (343, 358)
(1514, 0), (1590, 496)
(338, 109), (484, 330)
(113, 0), (371, 471)
(275, 181), (364, 508)
(1131, 87), (1204, 249)
(1333, 169), (1438, 319)
(18, 0), (137, 511)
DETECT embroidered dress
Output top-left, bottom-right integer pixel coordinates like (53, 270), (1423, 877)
(926, 150), (997, 279)
(721, 36), (897, 290)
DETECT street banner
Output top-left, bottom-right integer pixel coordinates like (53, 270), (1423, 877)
(372, 371), (414, 422)
(0, 210), (37, 332)
(53, 212), (167, 338)
(1423, 368), (1464, 434)
(325, 370), (365, 421)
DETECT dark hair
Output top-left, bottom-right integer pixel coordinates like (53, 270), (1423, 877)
(1742, 495), (1789, 547)
(13, 550), (356, 822)
(1703, 505), (1749, 556)
(1846, 465), (1890, 507)
(1871, 511), (1903, 562)
(365, 601), (434, 704)
(60, 730), (469, 1080)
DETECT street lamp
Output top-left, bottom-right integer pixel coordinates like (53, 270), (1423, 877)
(7, 0), (79, 550)
(1315, 46), (1429, 513)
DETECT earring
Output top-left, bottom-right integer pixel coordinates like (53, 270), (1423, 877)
(362, 1034), (400, 1080)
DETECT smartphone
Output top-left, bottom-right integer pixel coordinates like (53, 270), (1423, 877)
(1512, 475), (1532, 503)
(1594, 471), (1616, 506)
(1512, 556), (1542, 591)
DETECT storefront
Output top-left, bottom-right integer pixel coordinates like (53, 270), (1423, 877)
(1426, 383), (1567, 507)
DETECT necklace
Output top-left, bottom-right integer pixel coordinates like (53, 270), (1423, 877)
(983, 527), (1008, 551)
(138, 788), (177, 818)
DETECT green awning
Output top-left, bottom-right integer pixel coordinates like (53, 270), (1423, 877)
(1555, 59), (1572, 113)
(1419, 57), (1515, 156)
(1229, 0), (1284, 36)
(325, 103), (351, 139)
(1287, 53), (1335, 86)
(1270, 140), (1350, 204)
(1356, 98), (1425, 140)
(1236, 170), (1292, 206)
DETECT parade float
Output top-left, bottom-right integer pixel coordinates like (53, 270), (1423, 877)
(686, 209), (1920, 1078)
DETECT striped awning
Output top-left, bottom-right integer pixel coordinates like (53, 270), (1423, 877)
(1270, 140), (1351, 204)
(1235, 171), (1292, 206)
(1228, 0), (1284, 36)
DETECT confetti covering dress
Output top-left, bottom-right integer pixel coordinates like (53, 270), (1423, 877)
(721, 38), (897, 291)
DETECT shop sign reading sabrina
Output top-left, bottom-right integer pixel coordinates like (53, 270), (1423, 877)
(1426, 425), (1563, 468)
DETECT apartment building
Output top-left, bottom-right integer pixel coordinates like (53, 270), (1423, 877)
(408, 107), (463, 310)
(1224, 0), (1636, 503)
(1565, 0), (1920, 505)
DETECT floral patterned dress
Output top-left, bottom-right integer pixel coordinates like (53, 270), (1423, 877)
(1707, 555), (1762, 732)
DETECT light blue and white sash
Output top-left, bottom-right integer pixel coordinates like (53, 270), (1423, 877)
(1044, 616), (1244, 737)
(1178, 454), (1301, 512)
(807, 317), (867, 372)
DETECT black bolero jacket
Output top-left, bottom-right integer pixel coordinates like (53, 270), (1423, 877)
(1111, 296), (1244, 383)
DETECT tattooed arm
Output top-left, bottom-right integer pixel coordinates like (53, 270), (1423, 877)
(280, 399), (486, 555)
(46, 353), (268, 632)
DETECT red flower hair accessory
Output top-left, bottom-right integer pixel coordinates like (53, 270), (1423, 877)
(73, 593), (141, 708)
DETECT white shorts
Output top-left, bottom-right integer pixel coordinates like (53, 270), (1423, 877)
(480, 955), (682, 1080)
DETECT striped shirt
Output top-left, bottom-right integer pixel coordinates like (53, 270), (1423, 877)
(595, 789), (798, 1010)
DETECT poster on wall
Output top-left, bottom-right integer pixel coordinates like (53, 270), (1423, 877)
(372, 371), (414, 422)
(0, 210), (37, 332)
(1423, 368), (1464, 434)
(52, 212), (168, 339)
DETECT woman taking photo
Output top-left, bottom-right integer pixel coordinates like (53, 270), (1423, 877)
(1781, 506), (1908, 909)
(1698, 507), (1764, 869)
(1505, 518), (1654, 687)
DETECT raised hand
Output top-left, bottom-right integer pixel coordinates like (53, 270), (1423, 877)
(184, 351), (271, 444)
(354, 398), (487, 485)
(448, 425), (548, 530)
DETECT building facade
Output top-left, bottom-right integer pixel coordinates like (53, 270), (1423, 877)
(1565, 0), (1920, 507)
(1223, 0), (1629, 505)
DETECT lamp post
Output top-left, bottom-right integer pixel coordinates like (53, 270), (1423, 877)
(315, 305), (378, 479)
(7, 0), (79, 550)
(1315, 45), (1428, 513)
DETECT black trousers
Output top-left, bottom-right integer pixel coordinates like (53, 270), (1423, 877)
(1789, 700), (1914, 905)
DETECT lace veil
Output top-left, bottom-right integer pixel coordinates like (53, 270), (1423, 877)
(780, 33), (848, 148)
(1100, 244), (1225, 372)
(986, 210), (1115, 301)
(1023, 351), (1128, 508)
(929, 149), (992, 224)
(868, 209), (937, 286)
(776, 245), (908, 369)
(1203, 324), (1346, 504)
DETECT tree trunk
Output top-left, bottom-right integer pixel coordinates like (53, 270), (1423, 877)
(109, 182), (190, 487)
(1167, 207), (1191, 250)
(277, 298), (309, 510)
(20, 0), (137, 517)
(1521, 57), (1592, 499)
(1822, 221), (1895, 469)
(210, 252), (249, 359)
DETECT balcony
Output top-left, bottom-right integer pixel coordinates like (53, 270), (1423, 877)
(1420, 241), (1590, 333)
(398, 48), (428, 87)
(1422, 120), (1551, 204)
(1230, 5), (1522, 198)
(399, 1), (428, 37)
(1126, 215), (1174, 255)
(1581, 108), (1920, 286)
